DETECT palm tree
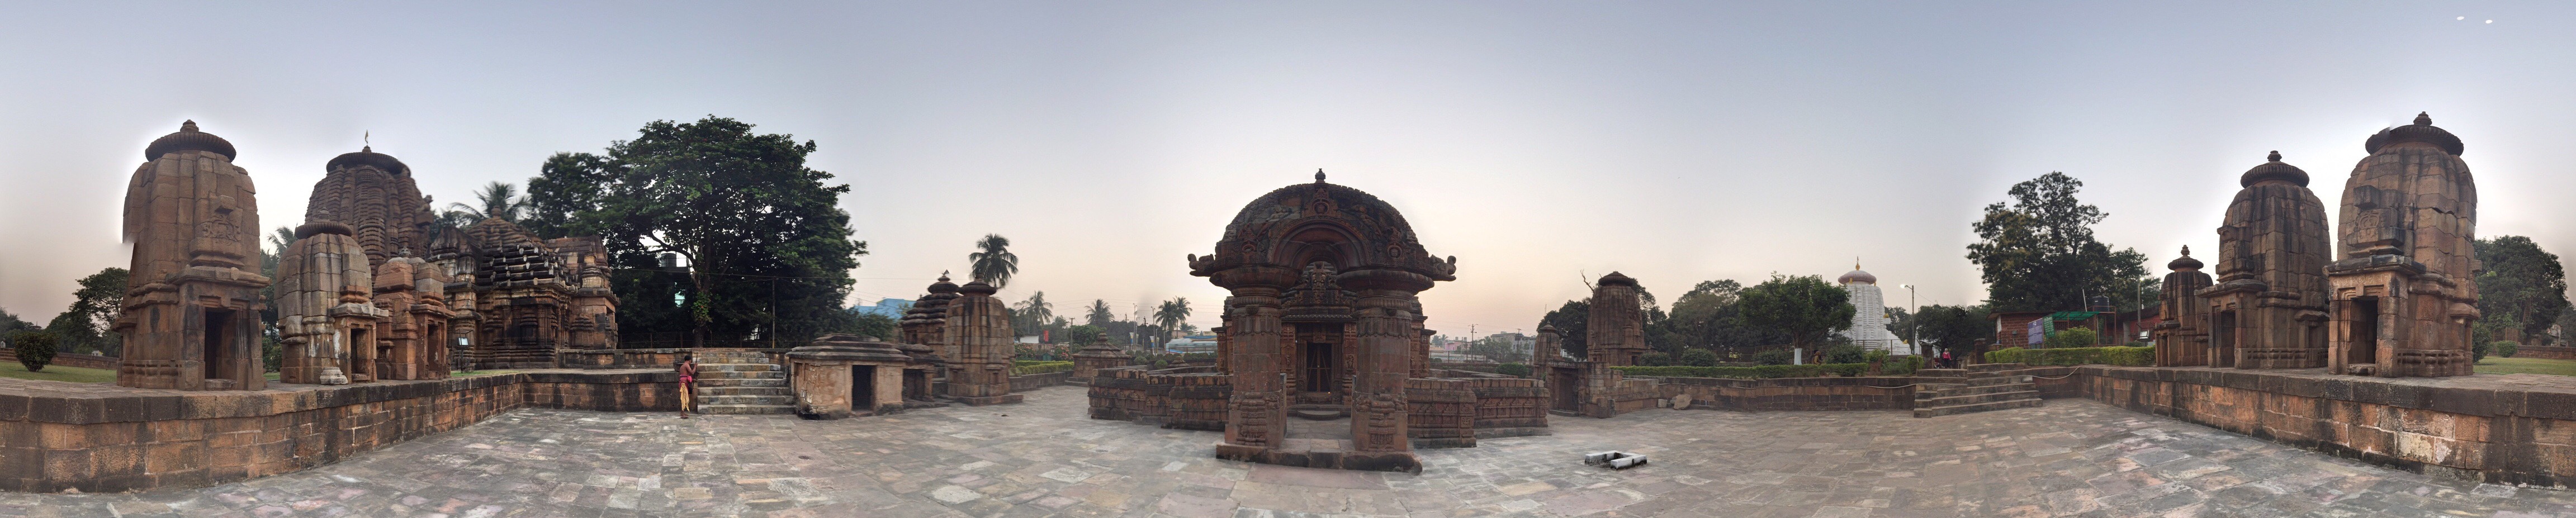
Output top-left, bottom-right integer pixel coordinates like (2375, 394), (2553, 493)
(443, 182), (528, 225)
(1153, 297), (1192, 339)
(1087, 300), (1115, 327)
(968, 234), (1019, 287)
(1015, 292), (1054, 336)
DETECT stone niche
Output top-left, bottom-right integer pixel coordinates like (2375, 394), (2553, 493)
(787, 335), (917, 419)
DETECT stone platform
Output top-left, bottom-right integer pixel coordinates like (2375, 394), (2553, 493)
(0, 369), (676, 493)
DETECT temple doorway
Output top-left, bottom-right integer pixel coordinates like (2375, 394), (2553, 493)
(2212, 312), (2239, 368)
(852, 365), (878, 415)
(1303, 342), (1336, 393)
(202, 308), (233, 382)
(2350, 298), (2379, 365)
(1551, 368), (1581, 411)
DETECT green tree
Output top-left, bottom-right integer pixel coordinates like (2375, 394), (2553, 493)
(1153, 298), (1192, 338)
(969, 234), (1019, 288)
(0, 307), (34, 335)
(1086, 300), (1116, 328)
(2474, 236), (2569, 346)
(1064, 325), (1105, 346)
(1736, 274), (1855, 359)
(1913, 304), (1995, 355)
(1541, 300), (1590, 359)
(1014, 292), (1055, 338)
(522, 116), (868, 346)
(48, 268), (129, 356)
(1967, 172), (2149, 312)
(443, 181), (529, 225)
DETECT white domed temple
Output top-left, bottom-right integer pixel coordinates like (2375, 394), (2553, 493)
(1837, 263), (1908, 354)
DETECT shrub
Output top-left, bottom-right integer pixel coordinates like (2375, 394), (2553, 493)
(1881, 355), (1926, 375)
(1639, 351), (1671, 367)
(2495, 341), (2520, 359)
(1611, 363), (1869, 379)
(1751, 349), (1793, 365)
(1822, 345), (1867, 364)
(1495, 363), (1532, 377)
(1008, 360), (1074, 376)
(8, 330), (57, 372)
(1678, 349), (1719, 367)
(1985, 347), (2025, 365)
(1864, 349), (1891, 364)
(2042, 328), (2100, 349)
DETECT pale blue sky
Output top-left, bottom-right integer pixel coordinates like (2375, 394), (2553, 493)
(3, 2), (2570, 336)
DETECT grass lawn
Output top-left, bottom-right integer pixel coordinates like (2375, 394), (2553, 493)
(2476, 357), (2576, 377)
(0, 362), (118, 383)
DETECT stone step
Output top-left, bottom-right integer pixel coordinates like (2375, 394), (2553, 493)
(1291, 408), (1347, 420)
(695, 370), (784, 380)
(1911, 368), (1971, 378)
(697, 403), (796, 415)
(693, 378), (786, 388)
(699, 395), (794, 405)
(1967, 363), (2030, 373)
(1913, 397), (2040, 418)
(700, 364), (780, 372)
(1916, 390), (2039, 408)
(1959, 375), (2033, 387)
(1916, 383), (2033, 399)
(694, 386), (791, 397)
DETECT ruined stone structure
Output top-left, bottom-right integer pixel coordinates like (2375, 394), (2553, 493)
(1585, 272), (1647, 366)
(2199, 151), (2333, 369)
(899, 274), (959, 357)
(1836, 264), (1906, 354)
(1072, 335), (1129, 381)
(2152, 247), (2214, 367)
(786, 334), (934, 419)
(943, 281), (1021, 406)
(2328, 113), (2482, 377)
(115, 121), (270, 391)
(294, 148), (618, 374)
(1542, 273), (1665, 419)
(1182, 171), (1472, 472)
(274, 221), (385, 384)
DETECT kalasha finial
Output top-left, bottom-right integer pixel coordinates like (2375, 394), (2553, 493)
(180, 120), (198, 132)
(1315, 169), (1326, 183)
(938, 270), (950, 282)
(2414, 112), (2432, 126)
(2267, 150), (2281, 162)
(2180, 245), (2191, 256)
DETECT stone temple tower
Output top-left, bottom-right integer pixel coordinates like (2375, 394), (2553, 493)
(2199, 151), (2333, 369)
(1836, 263), (1905, 354)
(274, 220), (387, 384)
(2327, 113), (2480, 377)
(116, 121), (270, 390)
(1585, 272), (1647, 366)
(2152, 247), (2214, 367)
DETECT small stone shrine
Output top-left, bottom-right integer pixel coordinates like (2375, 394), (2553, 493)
(787, 334), (929, 419)
(2151, 247), (2213, 367)
(2199, 151), (2333, 369)
(943, 280), (1022, 405)
(274, 220), (386, 384)
(1536, 273), (1663, 418)
(2327, 113), (2481, 377)
(1072, 334), (1129, 381)
(115, 121), (271, 390)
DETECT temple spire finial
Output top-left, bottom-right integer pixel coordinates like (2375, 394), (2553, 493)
(363, 131), (371, 153)
(1315, 169), (1326, 183)
(2414, 112), (2432, 126)
(2181, 245), (2191, 256)
(2267, 150), (2281, 162)
(180, 120), (197, 132)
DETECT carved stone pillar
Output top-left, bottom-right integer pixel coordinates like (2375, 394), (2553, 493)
(1216, 287), (1286, 455)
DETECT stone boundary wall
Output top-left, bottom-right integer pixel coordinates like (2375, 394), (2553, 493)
(0, 369), (677, 493)
(2076, 365), (2576, 487)
(1087, 368), (1551, 440)
(2515, 346), (2576, 360)
(0, 350), (121, 370)
(557, 348), (793, 370)
(1008, 370), (1073, 392)
(1646, 376), (1922, 411)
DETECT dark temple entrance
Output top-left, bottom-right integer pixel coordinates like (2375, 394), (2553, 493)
(1303, 342), (1336, 393)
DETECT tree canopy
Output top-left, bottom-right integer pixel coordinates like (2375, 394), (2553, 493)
(2474, 236), (2570, 345)
(1735, 274), (1854, 354)
(1967, 172), (2148, 312)
(1540, 300), (1589, 359)
(970, 234), (1019, 287)
(48, 267), (127, 355)
(523, 116), (867, 346)
(1911, 304), (1995, 355)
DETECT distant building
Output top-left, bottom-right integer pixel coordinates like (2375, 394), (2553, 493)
(850, 298), (914, 319)
(1836, 264), (1909, 354)
(1163, 334), (1218, 354)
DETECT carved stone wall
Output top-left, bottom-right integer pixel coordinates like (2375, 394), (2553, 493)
(2153, 248), (2214, 367)
(2201, 152), (2333, 369)
(943, 281), (1021, 406)
(275, 221), (385, 384)
(1586, 272), (1647, 366)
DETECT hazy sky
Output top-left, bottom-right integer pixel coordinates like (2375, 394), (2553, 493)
(4, 2), (2573, 338)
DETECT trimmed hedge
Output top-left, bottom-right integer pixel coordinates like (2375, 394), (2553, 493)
(1984, 346), (2152, 367)
(8, 330), (57, 372)
(1495, 363), (1532, 377)
(1611, 363), (1868, 379)
(1010, 360), (1074, 376)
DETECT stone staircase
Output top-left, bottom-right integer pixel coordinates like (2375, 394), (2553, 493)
(694, 350), (794, 415)
(1912, 374), (2040, 418)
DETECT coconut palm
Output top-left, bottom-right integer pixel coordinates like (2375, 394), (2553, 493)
(1015, 292), (1054, 335)
(968, 234), (1019, 287)
(1153, 297), (1192, 339)
(442, 182), (528, 225)
(1086, 300), (1115, 327)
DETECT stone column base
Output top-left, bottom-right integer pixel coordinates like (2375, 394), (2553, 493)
(1211, 439), (1423, 473)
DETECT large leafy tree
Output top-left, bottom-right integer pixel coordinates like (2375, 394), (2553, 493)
(1736, 274), (1854, 358)
(442, 182), (529, 225)
(1967, 172), (2148, 312)
(524, 116), (868, 346)
(1911, 304), (1995, 355)
(2475, 236), (2570, 346)
(1660, 279), (1789, 357)
(969, 234), (1019, 287)
(48, 268), (129, 355)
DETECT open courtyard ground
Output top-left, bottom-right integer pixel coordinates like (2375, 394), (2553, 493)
(2, 386), (2570, 518)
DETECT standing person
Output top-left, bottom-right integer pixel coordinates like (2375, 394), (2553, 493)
(676, 353), (698, 419)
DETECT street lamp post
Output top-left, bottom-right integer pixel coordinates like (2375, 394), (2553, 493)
(1900, 284), (1917, 355)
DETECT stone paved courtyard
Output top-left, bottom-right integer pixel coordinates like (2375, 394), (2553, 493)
(3, 386), (2572, 518)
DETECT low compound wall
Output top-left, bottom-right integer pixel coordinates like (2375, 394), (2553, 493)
(2077, 365), (2576, 487)
(1088, 367), (1550, 441)
(0, 369), (675, 493)
(1008, 370), (1074, 392)
(0, 350), (121, 370)
(2514, 346), (2576, 360)
(1647, 376), (1920, 411)
(557, 348), (793, 370)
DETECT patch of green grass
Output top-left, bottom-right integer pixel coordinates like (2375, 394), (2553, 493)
(2476, 357), (2576, 377)
(0, 362), (119, 383)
